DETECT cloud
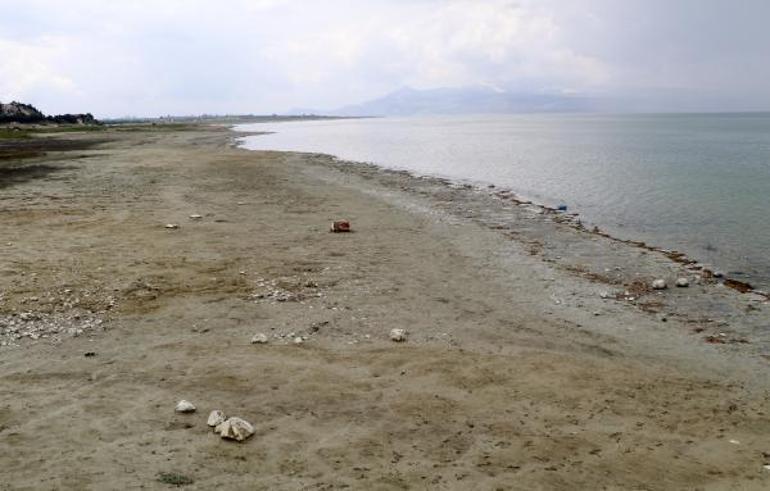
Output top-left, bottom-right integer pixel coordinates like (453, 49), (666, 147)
(0, 0), (768, 116)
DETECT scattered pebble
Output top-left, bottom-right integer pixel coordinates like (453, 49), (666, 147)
(207, 410), (227, 427)
(215, 417), (254, 441)
(728, 439), (740, 445)
(189, 214), (202, 220)
(164, 224), (179, 229)
(175, 400), (197, 413)
(390, 328), (407, 342)
(676, 277), (690, 288)
(652, 279), (667, 290)
(250, 333), (269, 344)
(599, 291), (610, 299)
(292, 336), (304, 345)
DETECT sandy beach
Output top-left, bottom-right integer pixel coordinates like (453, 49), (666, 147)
(0, 124), (768, 490)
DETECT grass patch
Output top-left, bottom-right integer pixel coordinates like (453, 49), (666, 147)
(110, 123), (199, 132)
(33, 125), (107, 134)
(156, 472), (194, 486)
(0, 128), (31, 140)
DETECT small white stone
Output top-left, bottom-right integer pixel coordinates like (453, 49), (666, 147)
(599, 291), (610, 299)
(165, 224), (179, 229)
(292, 336), (304, 345)
(175, 400), (196, 413)
(389, 328), (407, 342)
(675, 277), (690, 287)
(189, 214), (202, 220)
(652, 279), (667, 290)
(215, 417), (254, 441)
(251, 333), (269, 344)
(207, 410), (227, 427)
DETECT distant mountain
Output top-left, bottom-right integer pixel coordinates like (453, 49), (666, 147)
(293, 86), (596, 117)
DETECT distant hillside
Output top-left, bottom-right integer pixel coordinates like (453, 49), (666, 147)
(293, 86), (596, 117)
(0, 101), (98, 125)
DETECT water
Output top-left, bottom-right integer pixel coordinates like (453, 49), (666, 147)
(236, 114), (770, 290)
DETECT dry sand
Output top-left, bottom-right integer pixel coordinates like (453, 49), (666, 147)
(0, 124), (768, 490)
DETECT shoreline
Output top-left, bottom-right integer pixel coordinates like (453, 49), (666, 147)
(1, 124), (768, 488)
(233, 125), (769, 296)
(232, 131), (769, 302)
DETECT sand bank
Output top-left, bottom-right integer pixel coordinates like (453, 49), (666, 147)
(0, 125), (767, 489)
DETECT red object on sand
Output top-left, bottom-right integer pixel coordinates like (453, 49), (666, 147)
(331, 220), (351, 232)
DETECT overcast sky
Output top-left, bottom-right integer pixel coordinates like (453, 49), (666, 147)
(2, 0), (769, 117)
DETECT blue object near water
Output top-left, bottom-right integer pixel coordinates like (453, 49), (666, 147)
(557, 204), (568, 212)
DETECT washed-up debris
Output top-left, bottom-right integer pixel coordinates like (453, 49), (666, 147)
(189, 214), (202, 220)
(215, 417), (254, 441)
(207, 410), (227, 427)
(676, 277), (690, 287)
(175, 400), (197, 413)
(84, 351), (96, 357)
(165, 224), (179, 229)
(250, 333), (269, 344)
(652, 279), (667, 290)
(330, 220), (351, 233)
(389, 328), (407, 342)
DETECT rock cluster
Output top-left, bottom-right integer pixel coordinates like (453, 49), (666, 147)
(206, 410), (254, 441)
(0, 310), (106, 347)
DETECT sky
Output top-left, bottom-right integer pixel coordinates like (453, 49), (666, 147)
(1, 0), (769, 117)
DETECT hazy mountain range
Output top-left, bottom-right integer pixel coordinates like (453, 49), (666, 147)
(291, 86), (598, 116)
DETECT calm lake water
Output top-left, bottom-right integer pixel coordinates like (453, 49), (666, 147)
(237, 114), (770, 291)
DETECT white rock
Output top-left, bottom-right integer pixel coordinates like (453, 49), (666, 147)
(251, 333), (269, 344)
(175, 400), (196, 413)
(207, 410), (227, 427)
(599, 291), (610, 299)
(389, 328), (407, 342)
(292, 336), (304, 345)
(165, 224), (179, 229)
(652, 279), (667, 290)
(215, 417), (254, 441)
(189, 214), (203, 220)
(675, 277), (690, 287)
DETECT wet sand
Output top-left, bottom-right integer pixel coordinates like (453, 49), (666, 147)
(0, 124), (768, 489)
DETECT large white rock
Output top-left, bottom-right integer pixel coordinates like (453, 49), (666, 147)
(675, 277), (690, 287)
(175, 400), (196, 413)
(389, 328), (407, 342)
(651, 279), (667, 290)
(207, 410), (227, 427)
(251, 333), (269, 344)
(215, 417), (254, 441)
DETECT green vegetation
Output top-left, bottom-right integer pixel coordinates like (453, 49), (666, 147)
(156, 472), (194, 486)
(0, 128), (31, 139)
